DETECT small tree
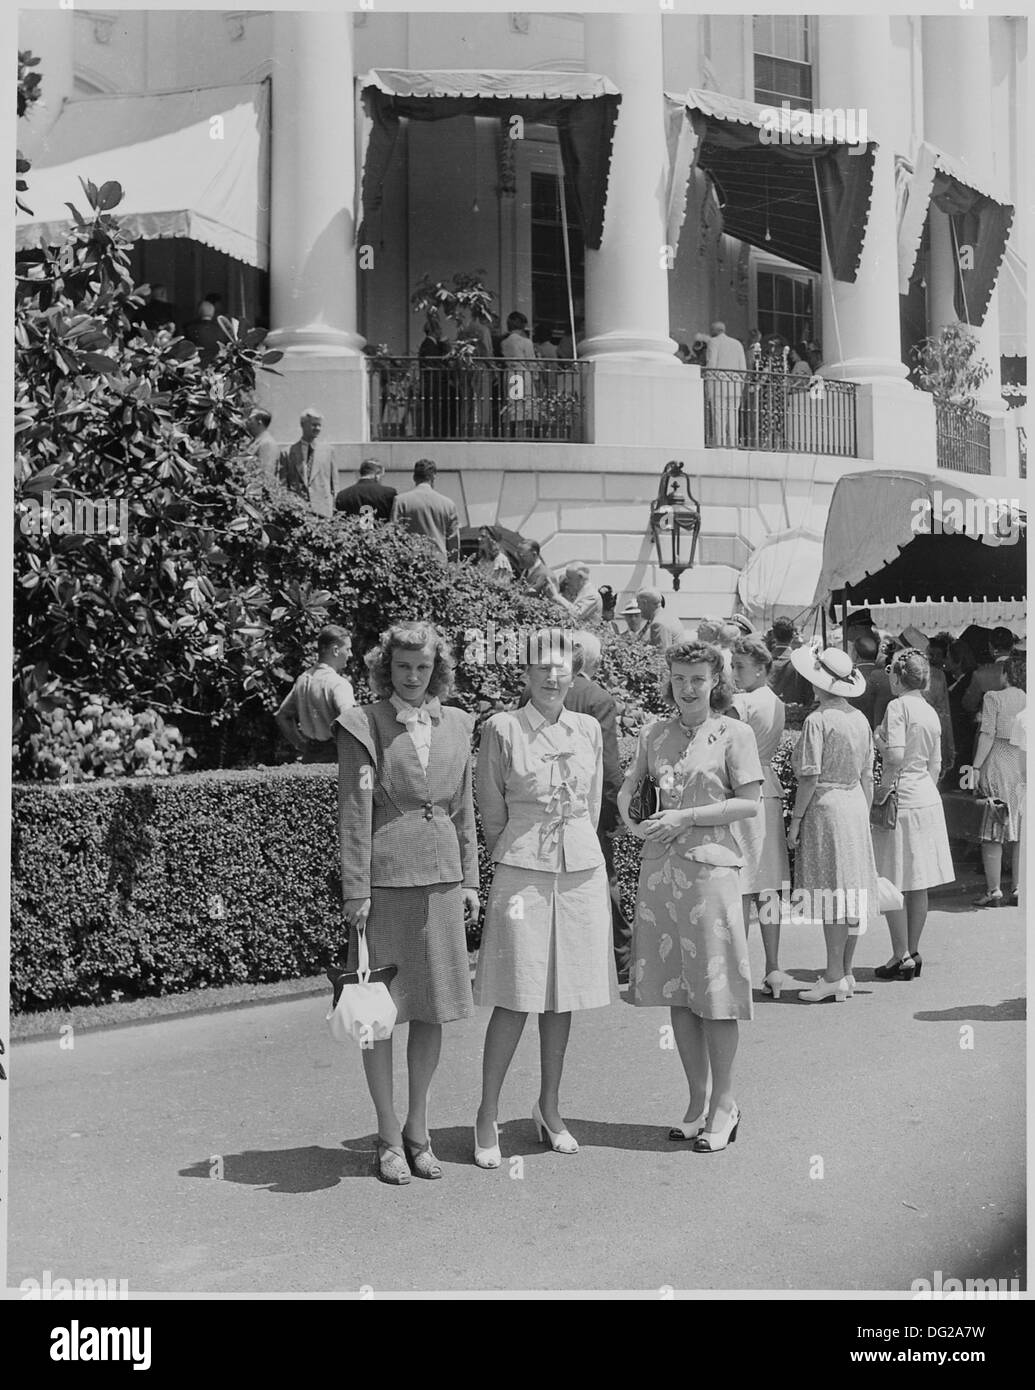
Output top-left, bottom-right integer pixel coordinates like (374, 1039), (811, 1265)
(912, 324), (991, 410)
(14, 177), (287, 776)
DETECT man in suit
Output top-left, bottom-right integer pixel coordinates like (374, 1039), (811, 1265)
(245, 408), (279, 486)
(705, 319), (747, 446)
(518, 630), (631, 980)
(278, 408), (337, 518)
(335, 458), (396, 523)
(767, 617), (815, 707)
(636, 587), (684, 651)
(391, 458), (460, 561)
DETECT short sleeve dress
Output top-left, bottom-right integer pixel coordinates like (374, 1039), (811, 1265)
(731, 685), (790, 895)
(624, 715), (764, 1020)
(871, 693), (954, 891)
(791, 698), (880, 925)
(978, 686), (1026, 840)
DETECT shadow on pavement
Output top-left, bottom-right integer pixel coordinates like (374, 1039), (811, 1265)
(913, 998), (1026, 1023)
(179, 1141), (377, 1193)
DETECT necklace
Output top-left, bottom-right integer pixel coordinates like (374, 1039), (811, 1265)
(678, 716), (708, 740)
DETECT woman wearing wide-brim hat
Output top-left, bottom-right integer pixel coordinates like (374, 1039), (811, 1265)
(787, 646), (880, 1002)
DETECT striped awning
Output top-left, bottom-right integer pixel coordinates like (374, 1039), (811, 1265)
(665, 89), (877, 281)
(357, 69), (620, 250)
(16, 83), (271, 268)
(897, 141), (1014, 327)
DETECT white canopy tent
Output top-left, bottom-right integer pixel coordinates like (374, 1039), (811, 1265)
(811, 469), (1027, 640)
(736, 526), (824, 626)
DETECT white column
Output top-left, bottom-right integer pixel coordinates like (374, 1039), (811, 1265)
(266, 10), (363, 357)
(579, 14), (700, 450)
(581, 13), (678, 363)
(816, 15), (910, 386)
(922, 16), (1003, 412)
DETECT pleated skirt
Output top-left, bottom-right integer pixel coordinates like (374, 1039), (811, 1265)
(474, 863), (614, 1013)
(345, 882), (473, 1025)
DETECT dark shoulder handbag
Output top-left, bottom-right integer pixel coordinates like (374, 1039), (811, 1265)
(627, 771), (659, 825)
(869, 783), (899, 830)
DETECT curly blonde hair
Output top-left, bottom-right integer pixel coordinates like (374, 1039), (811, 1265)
(890, 647), (929, 692)
(661, 640), (735, 712)
(365, 622), (456, 699)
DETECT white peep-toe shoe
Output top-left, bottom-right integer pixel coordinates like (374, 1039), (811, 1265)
(532, 1101), (579, 1155)
(473, 1120), (502, 1169)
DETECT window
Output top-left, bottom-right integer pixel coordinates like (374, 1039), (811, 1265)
(529, 171), (584, 334)
(756, 269), (815, 349)
(754, 15), (813, 111)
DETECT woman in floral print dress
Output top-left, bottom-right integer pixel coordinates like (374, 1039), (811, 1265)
(618, 641), (763, 1154)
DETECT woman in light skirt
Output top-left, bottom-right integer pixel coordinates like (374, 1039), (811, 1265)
(472, 630), (613, 1166)
(871, 649), (955, 980)
(971, 649), (1026, 907)
(730, 636), (794, 996)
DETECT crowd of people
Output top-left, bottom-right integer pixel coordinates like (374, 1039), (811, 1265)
(274, 592), (1025, 1181)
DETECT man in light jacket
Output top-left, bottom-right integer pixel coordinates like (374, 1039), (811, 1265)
(391, 458), (460, 562)
(705, 320), (747, 446)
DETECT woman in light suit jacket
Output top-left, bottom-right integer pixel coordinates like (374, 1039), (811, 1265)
(337, 623), (479, 1186)
(472, 630), (614, 1167)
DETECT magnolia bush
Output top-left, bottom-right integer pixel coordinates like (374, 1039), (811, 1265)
(21, 694), (193, 784)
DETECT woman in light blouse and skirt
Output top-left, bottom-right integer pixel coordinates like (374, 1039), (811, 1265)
(336, 623), (480, 1186)
(619, 641), (763, 1154)
(730, 635), (794, 996)
(473, 630), (613, 1166)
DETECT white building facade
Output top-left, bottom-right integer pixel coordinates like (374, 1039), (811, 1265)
(17, 7), (1028, 624)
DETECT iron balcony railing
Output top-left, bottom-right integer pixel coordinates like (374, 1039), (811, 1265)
(702, 367), (858, 457)
(367, 355), (588, 442)
(934, 400), (992, 475)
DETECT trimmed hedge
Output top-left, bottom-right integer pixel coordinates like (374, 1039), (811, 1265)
(12, 727), (801, 1012)
(12, 765), (345, 1012)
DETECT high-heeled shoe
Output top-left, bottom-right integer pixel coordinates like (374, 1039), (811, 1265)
(374, 1139), (411, 1185)
(799, 975), (850, 1002)
(845, 974), (856, 996)
(472, 1120), (501, 1170)
(532, 1101), (579, 1154)
(693, 1104), (741, 1153)
(402, 1132), (442, 1180)
(668, 1112), (708, 1142)
(910, 954), (923, 978)
(874, 955), (916, 981)
(762, 969), (800, 999)
(974, 889), (1004, 907)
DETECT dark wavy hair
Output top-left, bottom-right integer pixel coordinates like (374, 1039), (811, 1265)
(732, 635), (773, 674)
(661, 640), (734, 712)
(365, 622), (456, 700)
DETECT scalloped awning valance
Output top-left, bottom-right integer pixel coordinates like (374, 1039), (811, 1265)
(356, 69), (621, 250)
(664, 89), (877, 282)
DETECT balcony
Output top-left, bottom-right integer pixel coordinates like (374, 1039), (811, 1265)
(934, 401), (991, 475)
(701, 368), (858, 456)
(366, 356), (588, 443)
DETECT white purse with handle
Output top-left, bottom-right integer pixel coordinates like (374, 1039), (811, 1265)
(326, 925), (397, 1048)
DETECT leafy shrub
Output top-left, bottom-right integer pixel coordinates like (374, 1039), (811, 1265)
(14, 177), (285, 776)
(19, 693), (193, 784)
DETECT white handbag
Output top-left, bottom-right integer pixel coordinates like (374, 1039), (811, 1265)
(877, 876), (904, 915)
(326, 925), (397, 1048)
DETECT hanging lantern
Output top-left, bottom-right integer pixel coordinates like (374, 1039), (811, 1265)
(648, 460), (702, 591)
